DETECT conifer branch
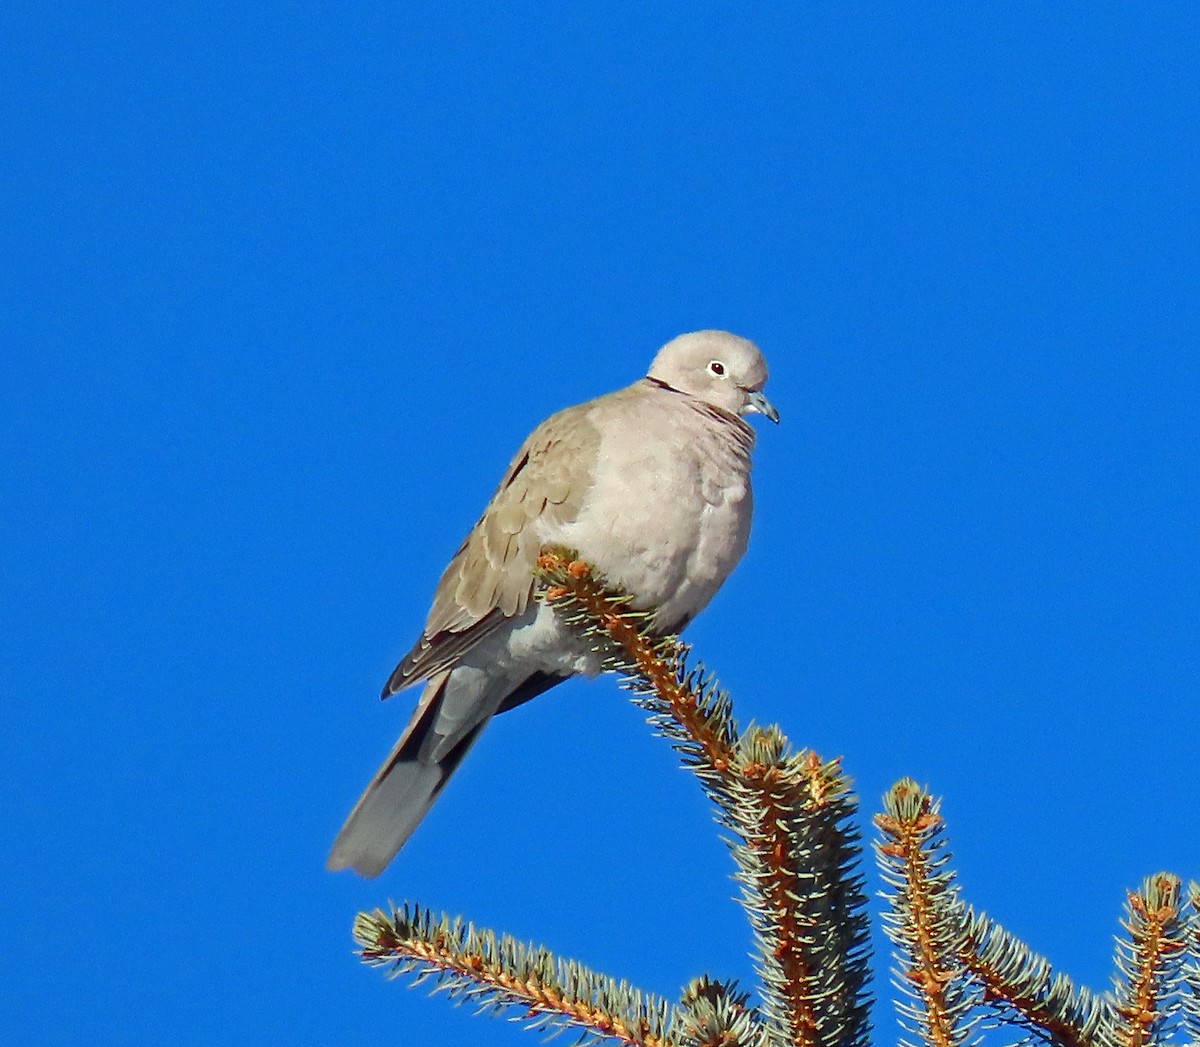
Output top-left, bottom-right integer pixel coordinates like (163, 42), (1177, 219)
(677, 977), (770, 1047)
(535, 548), (872, 1047)
(1180, 881), (1200, 1044)
(954, 902), (1115, 1047)
(1109, 874), (1188, 1047)
(874, 779), (979, 1047)
(353, 904), (681, 1047)
(348, 548), (1191, 1047)
(534, 547), (738, 774)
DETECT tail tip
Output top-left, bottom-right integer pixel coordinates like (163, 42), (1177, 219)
(326, 845), (385, 878)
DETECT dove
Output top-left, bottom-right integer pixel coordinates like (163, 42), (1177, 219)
(328, 330), (778, 876)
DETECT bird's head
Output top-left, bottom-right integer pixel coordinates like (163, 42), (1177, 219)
(647, 330), (779, 424)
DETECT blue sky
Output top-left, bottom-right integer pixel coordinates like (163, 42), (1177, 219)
(3, 3), (1197, 1044)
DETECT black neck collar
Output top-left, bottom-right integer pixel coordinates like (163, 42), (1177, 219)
(645, 376), (683, 394)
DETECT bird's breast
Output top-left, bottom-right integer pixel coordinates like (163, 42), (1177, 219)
(544, 402), (754, 629)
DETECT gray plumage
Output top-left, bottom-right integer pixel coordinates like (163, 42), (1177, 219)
(327, 330), (779, 877)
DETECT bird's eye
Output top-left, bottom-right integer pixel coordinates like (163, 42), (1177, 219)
(708, 361), (726, 377)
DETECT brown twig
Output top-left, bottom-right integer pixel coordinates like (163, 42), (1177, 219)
(539, 549), (838, 1047)
(355, 908), (673, 1047)
(538, 550), (735, 771)
(875, 784), (957, 1047)
(741, 761), (821, 1045)
(959, 942), (1092, 1047)
(1113, 874), (1185, 1047)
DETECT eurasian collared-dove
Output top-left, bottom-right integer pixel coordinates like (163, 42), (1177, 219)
(328, 330), (778, 877)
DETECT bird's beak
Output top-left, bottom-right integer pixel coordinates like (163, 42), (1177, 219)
(745, 389), (780, 424)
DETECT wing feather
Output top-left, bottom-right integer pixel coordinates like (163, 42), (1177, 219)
(382, 405), (598, 696)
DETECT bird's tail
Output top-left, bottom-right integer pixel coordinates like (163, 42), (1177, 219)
(326, 671), (488, 877)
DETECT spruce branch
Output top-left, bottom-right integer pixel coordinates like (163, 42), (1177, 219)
(347, 548), (1191, 1047)
(954, 902), (1115, 1047)
(354, 904), (681, 1047)
(535, 548), (872, 1047)
(534, 547), (739, 775)
(1109, 874), (1188, 1047)
(874, 779), (980, 1047)
(677, 977), (770, 1047)
(1180, 882), (1200, 1044)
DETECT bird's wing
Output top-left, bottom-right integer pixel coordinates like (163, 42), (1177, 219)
(383, 403), (600, 695)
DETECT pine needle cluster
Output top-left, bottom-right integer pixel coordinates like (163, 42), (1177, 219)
(348, 548), (1198, 1047)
